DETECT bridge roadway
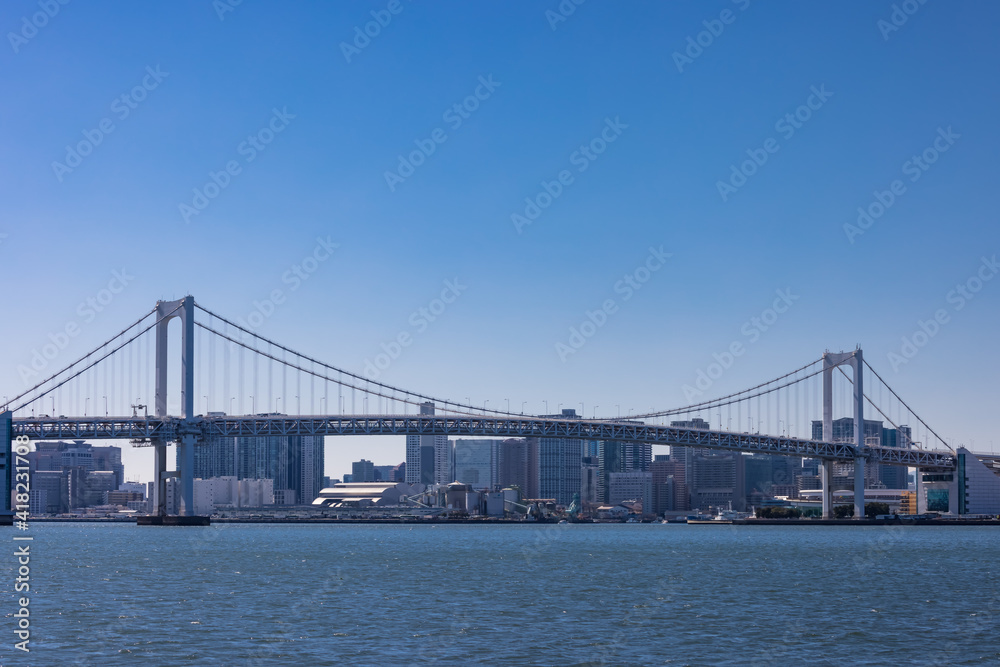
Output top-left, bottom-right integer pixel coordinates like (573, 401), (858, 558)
(11, 414), (955, 469)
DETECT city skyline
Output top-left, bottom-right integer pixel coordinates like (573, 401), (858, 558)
(5, 4), (999, 665)
(3, 2), (999, 483)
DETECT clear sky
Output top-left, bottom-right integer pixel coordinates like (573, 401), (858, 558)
(2, 1), (998, 482)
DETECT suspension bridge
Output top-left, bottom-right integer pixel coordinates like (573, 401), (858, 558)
(1, 296), (957, 521)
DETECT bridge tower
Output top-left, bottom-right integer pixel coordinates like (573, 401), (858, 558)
(152, 296), (197, 517)
(821, 349), (866, 519)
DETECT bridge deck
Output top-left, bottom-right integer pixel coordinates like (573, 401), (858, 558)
(10, 414), (955, 468)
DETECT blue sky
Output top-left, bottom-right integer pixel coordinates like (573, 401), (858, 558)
(2, 1), (998, 481)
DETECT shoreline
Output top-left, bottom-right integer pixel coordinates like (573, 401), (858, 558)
(19, 517), (1000, 526)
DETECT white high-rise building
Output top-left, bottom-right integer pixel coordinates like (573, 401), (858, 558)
(239, 478), (274, 507)
(405, 402), (451, 485)
(300, 436), (322, 502)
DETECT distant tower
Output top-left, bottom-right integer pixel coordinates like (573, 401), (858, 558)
(406, 402), (448, 484)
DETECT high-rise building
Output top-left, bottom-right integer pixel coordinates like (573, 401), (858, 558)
(670, 418), (746, 510)
(879, 427), (911, 488)
(32, 470), (66, 514)
(352, 459), (375, 483)
(745, 455), (773, 499)
(580, 456), (600, 504)
(525, 437), (539, 499)
(608, 471), (653, 511)
(689, 450), (745, 511)
(194, 434), (237, 478)
(233, 434), (321, 505)
(148, 478), (181, 515)
(744, 454), (803, 503)
(25, 441), (126, 511)
(184, 414), (323, 505)
(811, 417), (884, 443)
(453, 439), (499, 489)
(300, 436), (324, 502)
(499, 438), (529, 492)
(435, 438), (454, 484)
(812, 418), (909, 489)
(538, 409), (582, 505)
(391, 463), (405, 482)
(190, 413), (237, 479)
(405, 402), (451, 485)
(651, 455), (688, 513)
(597, 433), (651, 503)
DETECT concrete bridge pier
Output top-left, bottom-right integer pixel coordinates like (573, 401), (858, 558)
(177, 433), (196, 516)
(152, 442), (167, 515)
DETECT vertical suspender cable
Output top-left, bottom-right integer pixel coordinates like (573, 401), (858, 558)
(223, 321), (230, 415)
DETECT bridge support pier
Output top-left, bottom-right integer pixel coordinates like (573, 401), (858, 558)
(153, 443), (167, 515)
(178, 434), (195, 516)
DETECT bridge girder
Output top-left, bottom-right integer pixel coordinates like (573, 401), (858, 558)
(10, 414), (955, 469)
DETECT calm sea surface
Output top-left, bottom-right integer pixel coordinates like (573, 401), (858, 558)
(2, 523), (998, 666)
